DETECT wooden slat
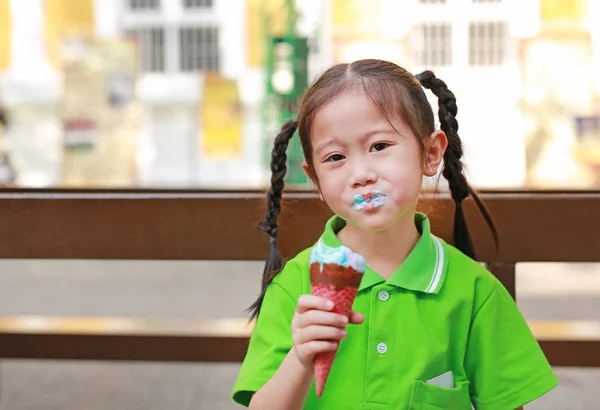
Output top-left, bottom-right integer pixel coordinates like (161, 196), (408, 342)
(0, 316), (252, 337)
(1, 317), (599, 366)
(490, 262), (516, 299)
(0, 190), (599, 262)
(530, 321), (600, 367)
(0, 317), (252, 363)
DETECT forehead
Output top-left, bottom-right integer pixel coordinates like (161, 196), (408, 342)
(310, 88), (413, 145)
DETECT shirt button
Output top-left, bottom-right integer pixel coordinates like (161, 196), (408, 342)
(378, 290), (389, 301)
(376, 342), (388, 354)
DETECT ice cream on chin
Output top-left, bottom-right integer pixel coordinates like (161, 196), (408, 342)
(309, 239), (366, 398)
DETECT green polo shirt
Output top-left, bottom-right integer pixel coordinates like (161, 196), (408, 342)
(232, 213), (558, 409)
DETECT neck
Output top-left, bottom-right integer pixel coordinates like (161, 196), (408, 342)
(337, 212), (420, 279)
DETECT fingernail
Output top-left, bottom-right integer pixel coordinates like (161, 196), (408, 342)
(341, 330), (347, 338)
(341, 316), (348, 324)
(326, 300), (334, 309)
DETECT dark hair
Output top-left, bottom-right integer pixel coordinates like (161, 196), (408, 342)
(248, 59), (497, 320)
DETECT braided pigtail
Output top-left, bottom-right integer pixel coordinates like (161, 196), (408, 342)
(247, 118), (299, 320)
(416, 70), (497, 259)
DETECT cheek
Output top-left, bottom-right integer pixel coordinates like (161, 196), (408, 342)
(313, 168), (345, 203)
(383, 148), (423, 178)
(382, 151), (424, 198)
(319, 177), (343, 201)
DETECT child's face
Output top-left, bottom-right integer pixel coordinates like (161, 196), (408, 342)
(303, 88), (446, 232)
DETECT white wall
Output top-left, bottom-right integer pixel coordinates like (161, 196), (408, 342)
(380, 0), (533, 188)
(0, 0), (62, 104)
(588, 0), (600, 94)
(0, 0), (63, 187)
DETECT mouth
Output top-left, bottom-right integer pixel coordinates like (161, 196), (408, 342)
(352, 190), (389, 211)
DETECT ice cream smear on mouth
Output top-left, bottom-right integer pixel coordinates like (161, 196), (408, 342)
(352, 190), (389, 211)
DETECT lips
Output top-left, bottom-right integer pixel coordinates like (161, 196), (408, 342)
(352, 190), (389, 211)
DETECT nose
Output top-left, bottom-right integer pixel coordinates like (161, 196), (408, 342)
(350, 162), (377, 188)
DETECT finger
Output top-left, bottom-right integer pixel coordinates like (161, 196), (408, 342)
(349, 311), (365, 324)
(296, 294), (334, 314)
(294, 325), (347, 345)
(297, 309), (348, 329)
(298, 340), (340, 357)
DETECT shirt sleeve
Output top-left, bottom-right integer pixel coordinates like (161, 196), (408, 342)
(231, 264), (300, 407)
(464, 279), (558, 410)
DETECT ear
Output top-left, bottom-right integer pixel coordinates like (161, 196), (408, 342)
(302, 161), (324, 201)
(423, 130), (448, 177)
(301, 160), (312, 180)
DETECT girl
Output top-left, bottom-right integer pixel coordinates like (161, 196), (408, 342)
(232, 59), (557, 410)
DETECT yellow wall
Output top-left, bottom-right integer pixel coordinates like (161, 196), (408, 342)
(541, 0), (587, 20)
(246, 0), (295, 67)
(44, 0), (95, 68)
(0, 0), (10, 71)
(201, 72), (242, 159)
(331, 0), (380, 38)
(246, 0), (264, 67)
(332, 0), (379, 26)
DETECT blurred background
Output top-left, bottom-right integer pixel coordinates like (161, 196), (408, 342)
(0, 1), (599, 409)
(0, 0), (599, 190)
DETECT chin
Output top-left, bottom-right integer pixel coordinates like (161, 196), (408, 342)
(341, 199), (417, 232)
(346, 209), (398, 232)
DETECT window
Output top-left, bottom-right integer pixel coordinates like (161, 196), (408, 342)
(126, 28), (165, 72)
(184, 0), (213, 8)
(129, 0), (160, 10)
(179, 27), (220, 72)
(413, 23), (452, 67)
(122, 1), (221, 74)
(469, 21), (507, 65)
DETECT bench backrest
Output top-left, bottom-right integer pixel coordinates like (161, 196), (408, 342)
(1, 190), (596, 261)
(1, 190), (598, 297)
(0, 189), (598, 367)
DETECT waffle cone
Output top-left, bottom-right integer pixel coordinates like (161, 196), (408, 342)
(310, 262), (362, 397)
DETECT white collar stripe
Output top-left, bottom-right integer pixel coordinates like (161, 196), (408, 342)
(425, 236), (444, 293)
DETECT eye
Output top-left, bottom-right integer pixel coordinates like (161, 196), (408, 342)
(370, 142), (391, 152)
(324, 154), (345, 162)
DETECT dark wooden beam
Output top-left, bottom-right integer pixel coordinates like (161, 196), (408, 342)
(1, 317), (598, 366)
(0, 317), (251, 362)
(490, 262), (516, 299)
(0, 190), (598, 262)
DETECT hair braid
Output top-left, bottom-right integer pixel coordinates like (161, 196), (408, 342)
(247, 118), (298, 320)
(417, 70), (497, 259)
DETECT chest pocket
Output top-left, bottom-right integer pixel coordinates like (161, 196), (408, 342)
(409, 380), (472, 410)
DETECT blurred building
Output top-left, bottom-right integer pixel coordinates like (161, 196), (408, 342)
(521, 0), (600, 187)
(0, 0), (252, 187)
(331, 0), (600, 189)
(0, 0), (598, 189)
(328, 0), (537, 188)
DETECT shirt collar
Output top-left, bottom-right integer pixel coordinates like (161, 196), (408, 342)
(318, 212), (448, 294)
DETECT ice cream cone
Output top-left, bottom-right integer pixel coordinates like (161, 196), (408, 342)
(309, 240), (365, 397)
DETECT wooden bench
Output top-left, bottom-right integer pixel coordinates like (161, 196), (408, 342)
(0, 189), (599, 367)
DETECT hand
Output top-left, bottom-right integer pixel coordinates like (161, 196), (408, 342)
(291, 294), (364, 370)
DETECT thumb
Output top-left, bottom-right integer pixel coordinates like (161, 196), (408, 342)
(349, 311), (364, 324)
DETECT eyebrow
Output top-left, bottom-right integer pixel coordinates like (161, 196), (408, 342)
(314, 139), (343, 156)
(314, 128), (397, 155)
(362, 128), (397, 140)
